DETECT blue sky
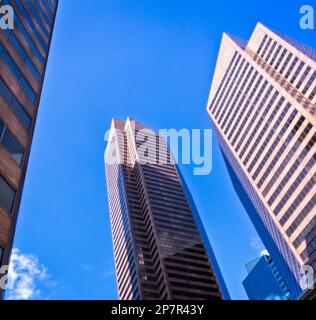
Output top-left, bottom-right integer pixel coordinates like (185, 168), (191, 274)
(7, 0), (315, 300)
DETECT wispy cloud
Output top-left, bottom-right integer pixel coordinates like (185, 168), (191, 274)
(103, 270), (115, 279)
(250, 237), (269, 257)
(6, 248), (50, 300)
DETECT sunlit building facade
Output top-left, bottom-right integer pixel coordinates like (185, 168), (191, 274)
(0, 0), (58, 298)
(104, 118), (228, 300)
(207, 23), (316, 299)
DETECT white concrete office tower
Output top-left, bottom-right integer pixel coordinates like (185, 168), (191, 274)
(207, 23), (316, 299)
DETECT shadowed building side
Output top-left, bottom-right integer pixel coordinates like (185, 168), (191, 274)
(104, 118), (226, 300)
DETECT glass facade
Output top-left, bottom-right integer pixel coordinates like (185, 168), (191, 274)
(243, 255), (291, 300)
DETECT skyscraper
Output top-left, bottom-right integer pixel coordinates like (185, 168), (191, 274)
(243, 254), (291, 300)
(0, 0), (58, 298)
(104, 118), (227, 300)
(207, 22), (316, 299)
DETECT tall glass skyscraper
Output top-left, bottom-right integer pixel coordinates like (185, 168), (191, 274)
(243, 254), (291, 300)
(104, 118), (228, 300)
(207, 22), (316, 299)
(0, 0), (58, 298)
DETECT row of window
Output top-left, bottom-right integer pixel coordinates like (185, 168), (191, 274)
(0, 42), (36, 103)
(33, 0), (53, 28)
(248, 103), (291, 175)
(2, 0), (45, 65)
(223, 66), (255, 135)
(4, 27), (40, 81)
(214, 58), (246, 121)
(211, 54), (241, 115)
(241, 93), (282, 165)
(25, 0), (50, 39)
(270, 148), (315, 214)
(209, 52), (238, 113)
(47, 0), (57, 14)
(256, 34), (316, 101)
(213, 55), (249, 129)
(216, 59), (248, 125)
(283, 180), (316, 234)
(256, 115), (305, 189)
(14, 0), (48, 52)
(293, 216), (316, 249)
(234, 81), (270, 153)
(251, 110), (298, 182)
(263, 123), (313, 204)
(228, 74), (263, 144)
(0, 78), (32, 130)
(41, 0), (54, 21)
(288, 194), (315, 236)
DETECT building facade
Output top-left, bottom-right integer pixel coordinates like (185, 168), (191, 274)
(104, 118), (227, 300)
(243, 254), (291, 300)
(207, 23), (316, 299)
(300, 286), (316, 300)
(0, 0), (58, 298)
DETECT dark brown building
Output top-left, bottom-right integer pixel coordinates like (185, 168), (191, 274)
(105, 118), (228, 300)
(0, 0), (58, 298)
(300, 287), (316, 300)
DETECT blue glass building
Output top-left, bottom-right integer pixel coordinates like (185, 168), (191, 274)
(243, 254), (291, 300)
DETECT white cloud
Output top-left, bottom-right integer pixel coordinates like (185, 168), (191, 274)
(250, 237), (269, 257)
(6, 248), (49, 300)
(103, 270), (115, 279)
(260, 249), (269, 257)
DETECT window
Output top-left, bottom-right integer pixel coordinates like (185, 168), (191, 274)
(11, 99), (32, 130)
(37, 0), (52, 26)
(4, 29), (41, 81)
(0, 120), (24, 166)
(14, 0), (48, 52)
(16, 18), (45, 64)
(19, 77), (36, 103)
(0, 175), (16, 213)
(25, 0), (50, 39)
(0, 77), (13, 105)
(0, 246), (3, 265)
(0, 43), (37, 103)
(0, 78), (32, 130)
